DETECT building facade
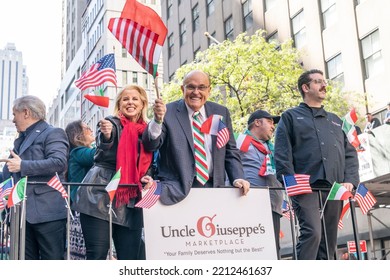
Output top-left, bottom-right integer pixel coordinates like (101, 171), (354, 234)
(47, 0), (163, 129)
(161, 0), (390, 118)
(0, 43), (28, 120)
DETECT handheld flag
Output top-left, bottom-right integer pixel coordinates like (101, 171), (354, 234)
(281, 199), (295, 221)
(282, 174), (312, 196)
(235, 133), (252, 152)
(327, 182), (353, 201)
(75, 53), (117, 90)
(354, 183), (377, 214)
(106, 168), (121, 203)
(47, 174), (68, 198)
(108, 0), (168, 78)
(135, 181), (162, 209)
(0, 178), (13, 211)
(341, 108), (362, 149)
(7, 177), (27, 208)
(338, 200), (351, 230)
(84, 89), (110, 108)
(201, 114), (230, 148)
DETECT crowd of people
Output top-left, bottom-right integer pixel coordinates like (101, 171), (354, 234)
(4, 68), (386, 260)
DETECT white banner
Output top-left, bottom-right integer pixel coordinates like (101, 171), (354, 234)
(143, 188), (277, 260)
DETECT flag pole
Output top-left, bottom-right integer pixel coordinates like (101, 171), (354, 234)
(349, 197), (362, 260)
(154, 76), (160, 99)
(108, 202), (113, 260)
(19, 176), (28, 260)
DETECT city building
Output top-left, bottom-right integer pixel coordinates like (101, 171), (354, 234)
(0, 43), (28, 120)
(47, 0), (163, 129)
(161, 0), (390, 119)
(161, 0), (390, 259)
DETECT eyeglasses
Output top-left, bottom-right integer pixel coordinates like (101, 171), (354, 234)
(184, 84), (210, 92)
(307, 79), (328, 86)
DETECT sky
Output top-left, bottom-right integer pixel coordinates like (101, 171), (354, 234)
(0, 0), (62, 107)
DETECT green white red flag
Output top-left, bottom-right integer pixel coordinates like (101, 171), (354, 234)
(327, 182), (353, 201)
(341, 108), (361, 149)
(7, 177), (27, 208)
(106, 168), (121, 203)
(108, 0), (167, 78)
(84, 89), (109, 108)
(235, 133), (253, 152)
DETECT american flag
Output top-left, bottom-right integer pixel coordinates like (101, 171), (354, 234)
(135, 181), (162, 209)
(0, 178), (13, 211)
(281, 199), (295, 221)
(216, 119), (229, 148)
(75, 53), (117, 91)
(108, 0), (167, 78)
(355, 183), (377, 215)
(47, 174), (68, 199)
(282, 174), (312, 196)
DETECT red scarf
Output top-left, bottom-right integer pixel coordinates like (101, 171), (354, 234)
(115, 114), (153, 207)
(249, 139), (271, 177)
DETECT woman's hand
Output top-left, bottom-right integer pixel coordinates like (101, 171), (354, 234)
(99, 119), (113, 141)
(141, 175), (154, 190)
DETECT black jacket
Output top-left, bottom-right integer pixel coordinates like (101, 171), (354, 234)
(274, 103), (359, 188)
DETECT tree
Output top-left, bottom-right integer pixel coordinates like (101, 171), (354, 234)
(161, 30), (362, 132)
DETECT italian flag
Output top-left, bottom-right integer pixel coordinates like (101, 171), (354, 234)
(341, 108), (361, 149)
(105, 168), (121, 203)
(84, 89), (109, 108)
(201, 114), (223, 135)
(235, 133), (253, 152)
(327, 182), (353, 201)
(7, 177), (27, 208)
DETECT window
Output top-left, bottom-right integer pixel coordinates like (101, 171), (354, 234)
(208, 31), (217, 47)
(179, 19), (186, 46)
(327, 53), (344, 86)
(168, 33), (174, 58)
(265, 0), (277, 11)
(321, 0), (336, 29)
(122, 71), (128, 85)
(143, 72), (148, 87)
(242, 0), (253, 31)
(132, 72), (138, 84)
(292, 10), (306, 49)
(206, 0), (215, 17)
(267, 31), (280, 48)
(192, 4), (199, 32)
(122, 47), (127, 58)
(224, 16), (234, 41)
(167, 0), (173, 19)
(361, 29), (384, 78)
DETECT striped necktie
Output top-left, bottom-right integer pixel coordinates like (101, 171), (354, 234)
(192, 111), (209, 185)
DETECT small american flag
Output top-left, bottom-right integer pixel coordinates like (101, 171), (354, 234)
(135, 181), (162, 209)
(47, 174), (68, 198)
(355, 183), (377, 215)
(75, 53), (117, 91)
(216, 119), (229, 148)
(0, 178), (13, 211)
(281, 199), (295, 221)
(282, 174), (312, 196)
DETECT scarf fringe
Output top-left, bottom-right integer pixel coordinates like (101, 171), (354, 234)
(115, 185), (140, 208)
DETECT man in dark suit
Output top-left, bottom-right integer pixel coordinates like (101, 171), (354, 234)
(142, 69), (250, 205)
(3, 95), (69, 259)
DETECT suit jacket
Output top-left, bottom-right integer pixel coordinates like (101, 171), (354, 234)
(2, 121), (69, 224)
(142, 99), (244, 205)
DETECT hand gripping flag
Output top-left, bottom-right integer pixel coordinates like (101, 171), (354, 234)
(108, 0), (168, 78)
(47, 174), (68, 198)
(327, 182), (353, 201)
(106, 168), (121, 203)
(354, 183), (377, 214)
(201, 114), (230, 148)
(0, 178), (13, 211)
(7, 177), (27, 208)
(75, 53), (117, 90)
(341, 108), (362, 150)
(135, 181), (162, 209)
(84, 89), (110, 108)
(282, 174), (312, 196)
